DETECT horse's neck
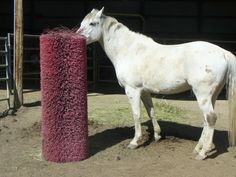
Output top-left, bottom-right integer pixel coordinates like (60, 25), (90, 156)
(99, 17), (132, 66)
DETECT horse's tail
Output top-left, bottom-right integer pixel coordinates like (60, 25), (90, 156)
(226, 51), (236, 146)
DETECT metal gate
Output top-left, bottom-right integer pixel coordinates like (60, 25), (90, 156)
(0, 34), (13, 116)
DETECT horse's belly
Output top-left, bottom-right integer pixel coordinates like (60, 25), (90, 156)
(143, 80), (191, 94)
(115, 57), (191, 94)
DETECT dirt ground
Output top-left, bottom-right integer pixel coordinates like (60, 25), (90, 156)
(0, 90), (236, 177)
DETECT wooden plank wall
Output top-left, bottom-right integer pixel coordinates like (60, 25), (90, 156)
(1, 0), (236, 90)
(1, 0), (236, 41)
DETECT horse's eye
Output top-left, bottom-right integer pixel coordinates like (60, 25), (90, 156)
(90, 22), (98, 26)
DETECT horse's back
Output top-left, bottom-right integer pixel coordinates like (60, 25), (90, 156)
(116, 37), (229, 94)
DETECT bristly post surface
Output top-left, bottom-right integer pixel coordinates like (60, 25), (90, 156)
(40, 30), (88, 162)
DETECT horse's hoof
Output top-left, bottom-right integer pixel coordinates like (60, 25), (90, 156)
(154, 135), (161, 142)
(209, 143), (215, 152)
(193, 149), (199, 155)
(193, 146), (202, 155)
(195, 154), (207, 160)
(127, 143), (138, 150)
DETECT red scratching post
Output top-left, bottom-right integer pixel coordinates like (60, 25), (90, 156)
(40, 31), (88, 162)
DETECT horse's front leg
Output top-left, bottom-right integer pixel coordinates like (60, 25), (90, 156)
(125, 86), (142, 149)
(141, 91), (161, 142)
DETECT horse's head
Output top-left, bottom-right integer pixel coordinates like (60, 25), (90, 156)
(77, 7), (105, 44)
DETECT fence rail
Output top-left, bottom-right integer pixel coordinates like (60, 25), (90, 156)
(0, 35), (11, 110)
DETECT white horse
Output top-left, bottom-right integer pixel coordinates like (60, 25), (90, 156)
(77, 7), (236, 160)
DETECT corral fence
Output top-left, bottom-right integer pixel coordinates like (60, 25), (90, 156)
(0, 34), (12, 112)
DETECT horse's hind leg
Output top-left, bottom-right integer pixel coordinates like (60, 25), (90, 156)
(125, 86), (142, 149)
(193, 83), (224, 157)
(193, 123), (207, 154)
(193, 89), (217, 160)
(141, 91), (161, 142)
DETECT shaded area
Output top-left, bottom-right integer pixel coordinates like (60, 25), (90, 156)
(89, 83), (227, 101)
(0, 106), (17, 118)
(89, 126), (133, 156)
(23, 101), (41, 107)
(158, 121), (229, 159)
(0, 109), (13, 118)
(89, 120), (229, 158)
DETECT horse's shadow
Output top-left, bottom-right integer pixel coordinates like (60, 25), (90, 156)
(89, 120), (229, 159)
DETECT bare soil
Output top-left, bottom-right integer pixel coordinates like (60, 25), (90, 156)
(0, 90), (236, 177)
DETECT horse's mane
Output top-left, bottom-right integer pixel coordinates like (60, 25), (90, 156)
(102, 15), (156, 46)
(103, 16), (127, 34)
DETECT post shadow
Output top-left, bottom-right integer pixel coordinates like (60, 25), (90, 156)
(23, 101), (41, 107)
(89, 126), (133, 156)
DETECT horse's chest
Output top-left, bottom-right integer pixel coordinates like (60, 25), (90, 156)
(115, 65), (142, 88)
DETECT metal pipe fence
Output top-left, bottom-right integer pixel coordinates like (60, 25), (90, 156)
(0, 35), (11, 110)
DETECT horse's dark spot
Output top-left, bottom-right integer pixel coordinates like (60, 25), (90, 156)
(206, 112), (217, 127)
(201, 99), (207, 105)
(205, 68), (212, 73)
(114, 24), (122, 32)
(107, 21), (116, 31)
(205, 65), (212, 73)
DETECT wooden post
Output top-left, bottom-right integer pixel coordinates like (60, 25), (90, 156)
(14, 0), (24, 109)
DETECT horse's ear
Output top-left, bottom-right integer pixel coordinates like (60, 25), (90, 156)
(91, 9), (96, 13)
(96, 7), (104, 18)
